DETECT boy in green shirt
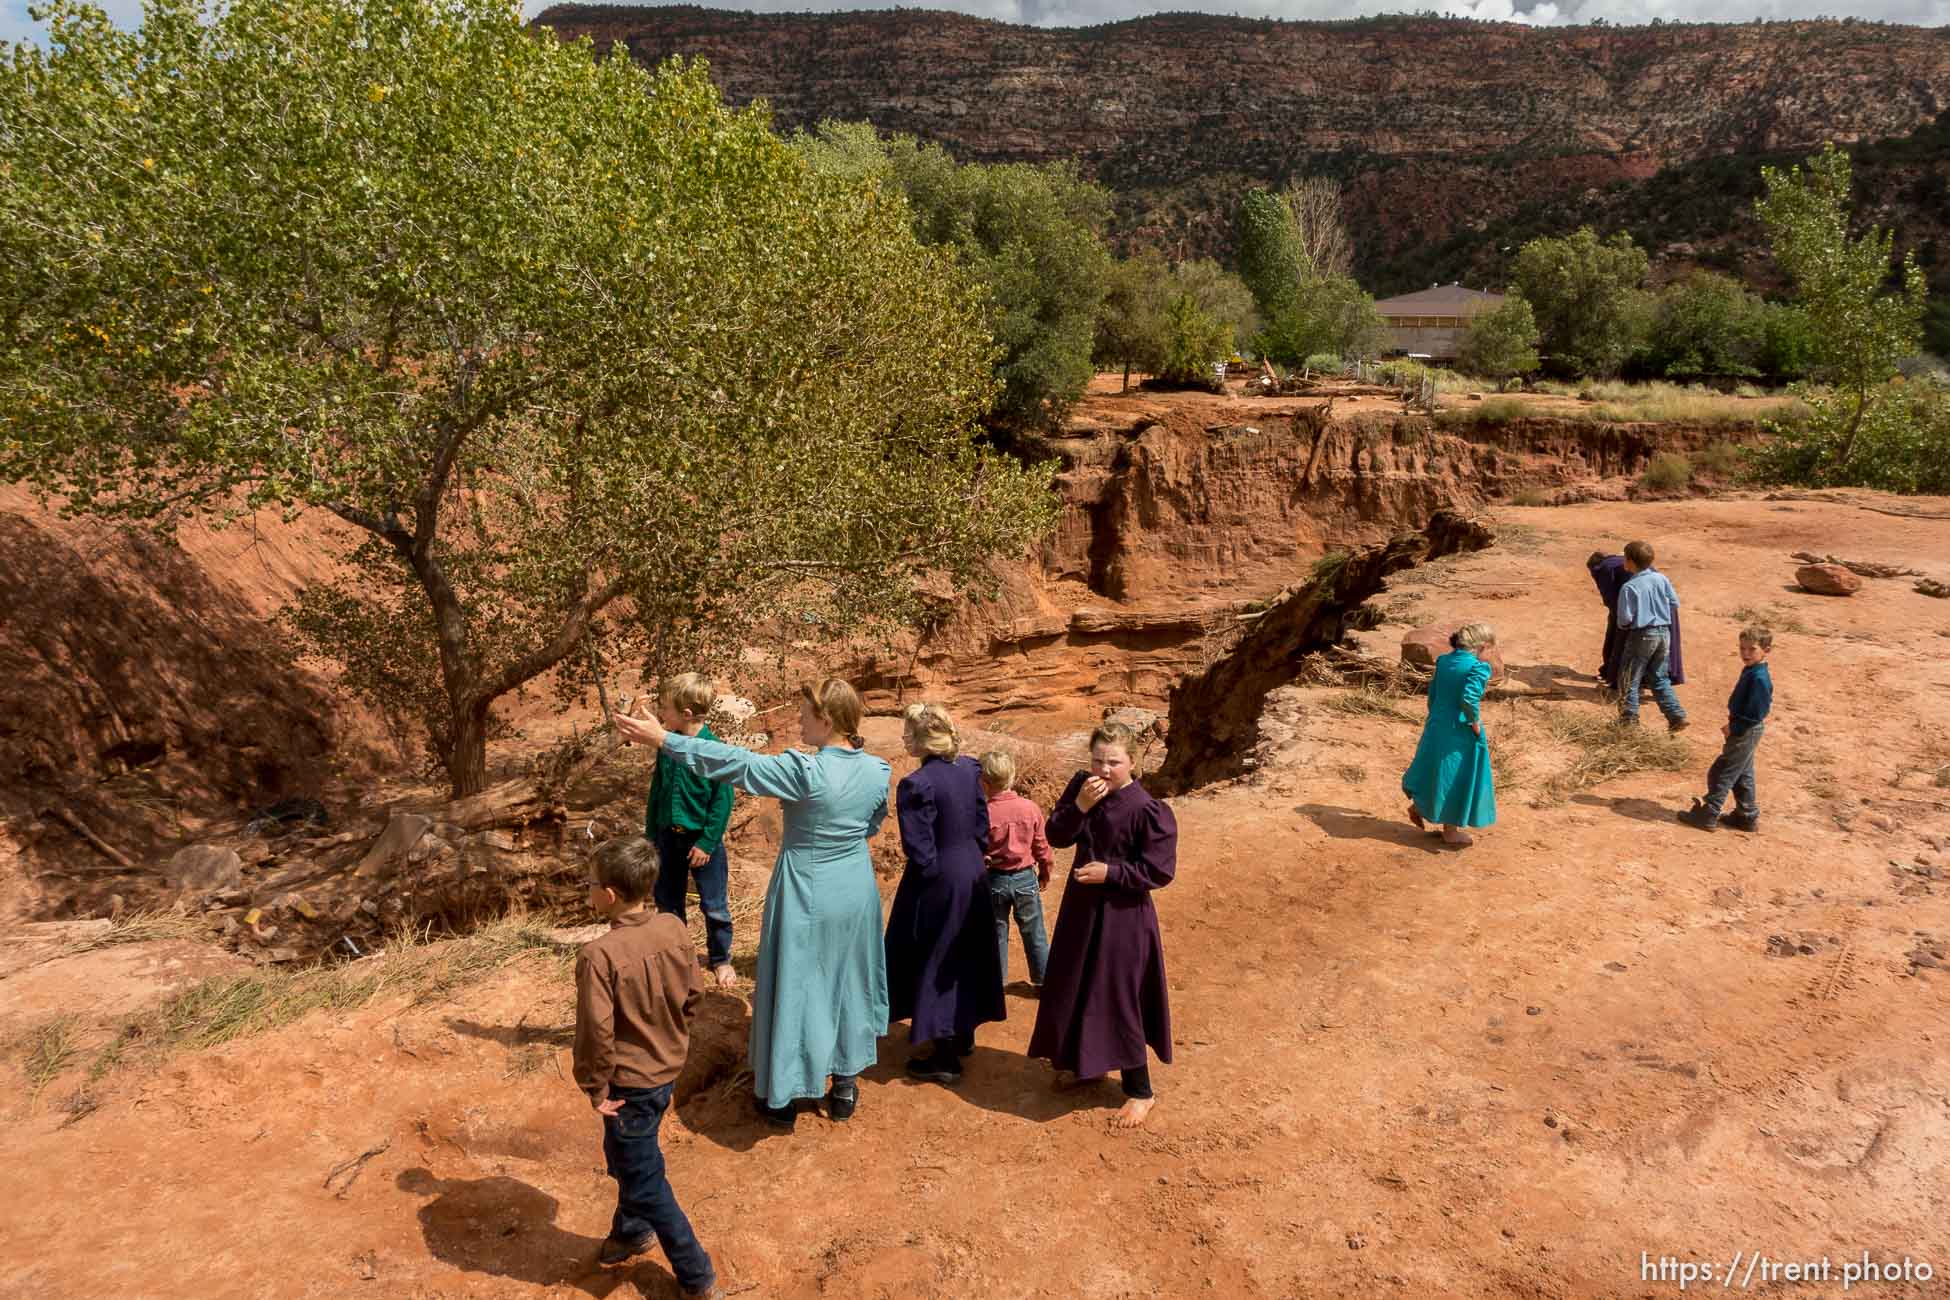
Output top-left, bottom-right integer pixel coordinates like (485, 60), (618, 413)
(645, 673), (738, 989)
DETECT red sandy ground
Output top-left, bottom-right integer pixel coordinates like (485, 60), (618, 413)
(3, 494), (1949, 1299)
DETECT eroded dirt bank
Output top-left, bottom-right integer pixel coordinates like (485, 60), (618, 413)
(857, 382), (1751, 724)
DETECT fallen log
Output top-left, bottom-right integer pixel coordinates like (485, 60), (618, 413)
(1788, 551), (1920, 579)
(443, 779), (567, 833)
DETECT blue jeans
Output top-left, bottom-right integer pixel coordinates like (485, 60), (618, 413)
(987, 867), (1049, 986)
(1703, 723), (1764, 818)
(652, 827), (732, 969)
(1618, 627), (1686, 726)
(601, 1083), (714, 1293)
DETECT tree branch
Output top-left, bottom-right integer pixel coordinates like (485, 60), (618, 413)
(469, 572), (633, 709)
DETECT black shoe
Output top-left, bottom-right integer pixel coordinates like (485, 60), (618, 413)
(826, 1079), (858, 1121)
(754, 1096), (796, 1129)
(1676, 800), (1719, 832)
(1722, 811), (1760, 833)
(1668, 717), (1691, 734)
(905, 1053), (963, 1084)
(598, 1234), (651, 1266)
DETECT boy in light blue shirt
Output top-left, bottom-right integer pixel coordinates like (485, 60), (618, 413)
(1615, 539), (1688, 732)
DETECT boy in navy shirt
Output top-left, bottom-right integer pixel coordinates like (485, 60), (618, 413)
(1678, 626), (1773, 833)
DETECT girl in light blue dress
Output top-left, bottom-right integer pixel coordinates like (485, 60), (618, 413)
(1402, 622), (1498, 848)
(619, 678), (890, 1127)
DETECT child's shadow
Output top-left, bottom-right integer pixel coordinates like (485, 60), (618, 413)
(861, 1032), (1105, 1124)
(395, 1168), (656, 1297)
(1570, 793), (1675, 826)
(1293, 804), (1447, 854)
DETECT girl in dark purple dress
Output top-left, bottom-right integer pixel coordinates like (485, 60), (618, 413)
(1027, 721), (1176, 1128)
(885, 703), (1006, 1083)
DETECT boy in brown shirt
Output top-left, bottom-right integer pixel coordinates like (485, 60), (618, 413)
(574, 835), (721, 1296)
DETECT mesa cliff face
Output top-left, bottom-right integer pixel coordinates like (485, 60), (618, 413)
(534, 7), (1950, 274)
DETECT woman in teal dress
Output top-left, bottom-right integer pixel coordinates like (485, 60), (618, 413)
(617, 678), (890, 1128)
(1402, 622), (1498, 848)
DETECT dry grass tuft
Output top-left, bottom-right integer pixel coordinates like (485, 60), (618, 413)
(16, 1016), (83, 1101)
(62, 908), (207, 956)
(100, 915), (572, 1071)
(1727, 604), (1816, 637)
(1534, 708), (1693, 802)
(1317, 689), (1415, 724)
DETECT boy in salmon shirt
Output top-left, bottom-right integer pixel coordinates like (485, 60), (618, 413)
(979, 751), (1052, 988)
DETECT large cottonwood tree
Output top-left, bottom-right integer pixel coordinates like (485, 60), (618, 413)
(0, 0), (1056, 794)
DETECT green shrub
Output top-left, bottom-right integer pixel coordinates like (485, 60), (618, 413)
(1639, 452), (1694, 492)
(1693, 441), (1746, 477)
(1302, 352), (1342, 373)
(1438, 396), (1529, 428)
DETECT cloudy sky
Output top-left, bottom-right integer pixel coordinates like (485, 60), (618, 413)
(5, 0), (1947, 51)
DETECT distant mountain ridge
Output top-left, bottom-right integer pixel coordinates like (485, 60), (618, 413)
(533, 6), (1950, 305)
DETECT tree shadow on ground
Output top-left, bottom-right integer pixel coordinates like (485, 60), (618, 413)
(1570, 792), (1679, 826)
(396, 1168), (650, 1297)
(1502, 663), (1607, 702)
(1293, 804), (1450, 853)
(445, 1017), (575, 1049)
(861, 1027), (1095, 1124)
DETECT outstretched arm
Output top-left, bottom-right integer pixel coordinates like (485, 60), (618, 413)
(660, 732), (815, 803)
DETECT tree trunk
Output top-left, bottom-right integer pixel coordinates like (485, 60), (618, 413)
(446, 700), (492, 798)
(1122, 360), (1131, 392)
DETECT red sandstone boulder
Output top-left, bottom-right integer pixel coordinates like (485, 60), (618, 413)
(1796, 563), (1862, 596)
(1401, 625), (1507, 682)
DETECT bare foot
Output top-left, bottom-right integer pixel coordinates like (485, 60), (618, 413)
(1441, 827), (1475, 847)
(1114, 1096), (1156, 1128)
(712, 963), (738, 990)
(1407, 804), (1426, 832)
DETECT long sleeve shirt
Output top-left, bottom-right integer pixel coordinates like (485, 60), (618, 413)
(645, 722), (735, 853)
(1615, 568), (1679, 631)
(1727, 661), (1773, 736)
(984, 789), (1054, 874)
(572, 910), (702, 1103)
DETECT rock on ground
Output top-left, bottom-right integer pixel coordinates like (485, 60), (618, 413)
(1796, 563), (1863, 596)
(1401, 624), (1508, 681)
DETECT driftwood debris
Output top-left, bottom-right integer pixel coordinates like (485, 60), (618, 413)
(443, 779), (567, 833)
(37, 804), (138, 871)
(324, 1138), (392, 1198)
(1788, 551), (1920, 579)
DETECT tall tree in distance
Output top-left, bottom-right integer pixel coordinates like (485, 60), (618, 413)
(1457, 293), (1542, 381)
(1756, 143), (1928, 468)
(799, 121), (1112, 432)
(1280, 177), (1354, 283)
(1753, 142), (1933, 487)
(1094, 252), (1171, 392)
(1512, 228), (1651, 377)
(1236, 188), (1309, 316)
(0, 0), (1057, 795)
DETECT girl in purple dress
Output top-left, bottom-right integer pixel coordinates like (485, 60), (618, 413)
(886, 703), (1006, 1083)
(1028, 721), (1176, 1128)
